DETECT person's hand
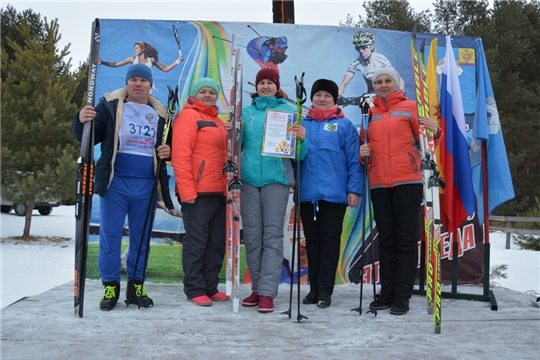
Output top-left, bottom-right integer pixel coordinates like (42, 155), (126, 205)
(79, 105), (96, 123)
(224, 121), (233, 131)
(157, 144), (170, 159)
(348, 193), (360, 208)
(292, 125), (306, 141)
(360, 143), (371, 158)
(183, 199), (196, 204)
(419, 116), (440, 135)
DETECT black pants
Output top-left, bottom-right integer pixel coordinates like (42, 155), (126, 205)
(300, 200), (347, 295)
(181, 195), (226, 299)
(371, 184), (423, 299)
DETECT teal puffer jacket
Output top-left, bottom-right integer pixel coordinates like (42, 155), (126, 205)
(241, 96), (307, 187)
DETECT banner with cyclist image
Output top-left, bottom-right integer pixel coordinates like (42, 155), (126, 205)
(90, 19), (485, 285)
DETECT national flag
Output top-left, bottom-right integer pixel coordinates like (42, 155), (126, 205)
(471, 39), (515, 225)
(426, 37), (442, 180)
(439, 35), (476, 233)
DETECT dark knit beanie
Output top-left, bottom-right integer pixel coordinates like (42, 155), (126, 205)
(255, 68), (280, 90)
(125, 64), (153, 84)
(310, 79), (339, 104)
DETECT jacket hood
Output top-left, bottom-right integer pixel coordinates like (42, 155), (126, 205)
(306, 105), (345, 121)
(104, 88), (167, 118)
(373, 89), (408, 109)
(251, 96), (287, 110)
(183, 96), (220, 117)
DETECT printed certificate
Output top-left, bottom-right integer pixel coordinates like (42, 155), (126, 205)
(261, 110), (297, 158)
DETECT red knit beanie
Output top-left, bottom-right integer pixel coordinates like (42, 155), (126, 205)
(255, 68), (280, 90)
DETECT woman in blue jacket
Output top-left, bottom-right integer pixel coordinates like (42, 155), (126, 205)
(240, 68), (307, 313)
(299, 79), (363, 308)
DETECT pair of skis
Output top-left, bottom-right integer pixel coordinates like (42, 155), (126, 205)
(74, 19), (100, 318)
(410, 29), (444, 334)
(223, 34), (243, 313)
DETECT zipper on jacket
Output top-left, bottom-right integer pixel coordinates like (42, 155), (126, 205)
(196, 160), (206, 184)
(407, 153), (418, 174)
(249, 113), (255, 130)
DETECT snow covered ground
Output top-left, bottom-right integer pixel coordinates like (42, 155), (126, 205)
(1, 205), (538, 308)
(1, 206), (539, 359)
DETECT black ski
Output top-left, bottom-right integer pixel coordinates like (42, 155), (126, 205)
(74, 19), (100, 318)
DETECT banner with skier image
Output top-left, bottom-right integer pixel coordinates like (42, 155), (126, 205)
(89, 18), (502, 286)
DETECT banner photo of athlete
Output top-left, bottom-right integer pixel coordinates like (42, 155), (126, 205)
(90, 19), (487, 286)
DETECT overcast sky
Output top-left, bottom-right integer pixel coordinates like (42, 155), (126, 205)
(5, 0), (434, 67)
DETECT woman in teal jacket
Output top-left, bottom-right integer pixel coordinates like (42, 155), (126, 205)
(240, 68), (307, 313)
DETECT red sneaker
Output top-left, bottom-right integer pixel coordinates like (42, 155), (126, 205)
(209, 291), (230, 301)
(189, 295), (212, 306)
(242, 292), (259, 307)
(258, 296), (274, 313)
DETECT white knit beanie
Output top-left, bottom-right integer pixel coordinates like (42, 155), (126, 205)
(372, 67), (401, 89)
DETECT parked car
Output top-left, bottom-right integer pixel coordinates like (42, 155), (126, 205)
(1, 198), (61, 216)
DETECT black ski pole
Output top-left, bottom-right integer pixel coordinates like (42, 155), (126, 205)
(281, 73), (307, 322)
(212, 36), (262, 54)
(132, 86), (179, 306)
(351, 173), (369, 315)
(295, 73), (308, 322)
(282, 201), (296, 319)
(247, 24), (262, 37)
(360, 102), (378, 317)
(351, 96), (372, 315)
(365, 162), (377, 317)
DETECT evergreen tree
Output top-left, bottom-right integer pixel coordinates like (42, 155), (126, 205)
(72, 61), (89, 109)
(1, 12), (80, 239)
(432, 0), (491, 36)
(340, 0), (431, 32)
(0, 5), (46, 72)
(478, 0), (540, 215)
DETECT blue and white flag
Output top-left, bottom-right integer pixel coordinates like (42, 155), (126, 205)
(471, 39), (515, 226)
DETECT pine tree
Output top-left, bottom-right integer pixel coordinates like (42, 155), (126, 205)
(340, 0), (431, 32)
(1, 11), (80, 239)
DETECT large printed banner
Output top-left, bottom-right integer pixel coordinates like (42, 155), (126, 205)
(90, 19), (484, 285)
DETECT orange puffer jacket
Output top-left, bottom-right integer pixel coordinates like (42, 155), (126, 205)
(361, 90), (423, 189)
(171, 96), (228, 201)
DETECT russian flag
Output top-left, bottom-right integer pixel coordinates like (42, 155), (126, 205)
(439, 35), (476, 234)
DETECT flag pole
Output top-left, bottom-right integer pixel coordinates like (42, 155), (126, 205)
(481, 141), (491, 297)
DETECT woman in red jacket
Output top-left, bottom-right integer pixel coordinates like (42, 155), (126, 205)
(359, 67), (440, 315)
(171, 78), (232, 306)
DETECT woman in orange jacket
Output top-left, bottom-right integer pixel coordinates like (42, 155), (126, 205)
(171, 77), (232, 307)
(359, 67), (440, 315)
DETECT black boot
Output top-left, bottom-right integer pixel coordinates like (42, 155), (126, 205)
(317, 293), (332, 308)
(390, 297), (410, 315)
(303, 290), (318, 305)
(99, 281), (120, 311)
(369, 294), (394, 310)
(125, 279), (154, 308)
